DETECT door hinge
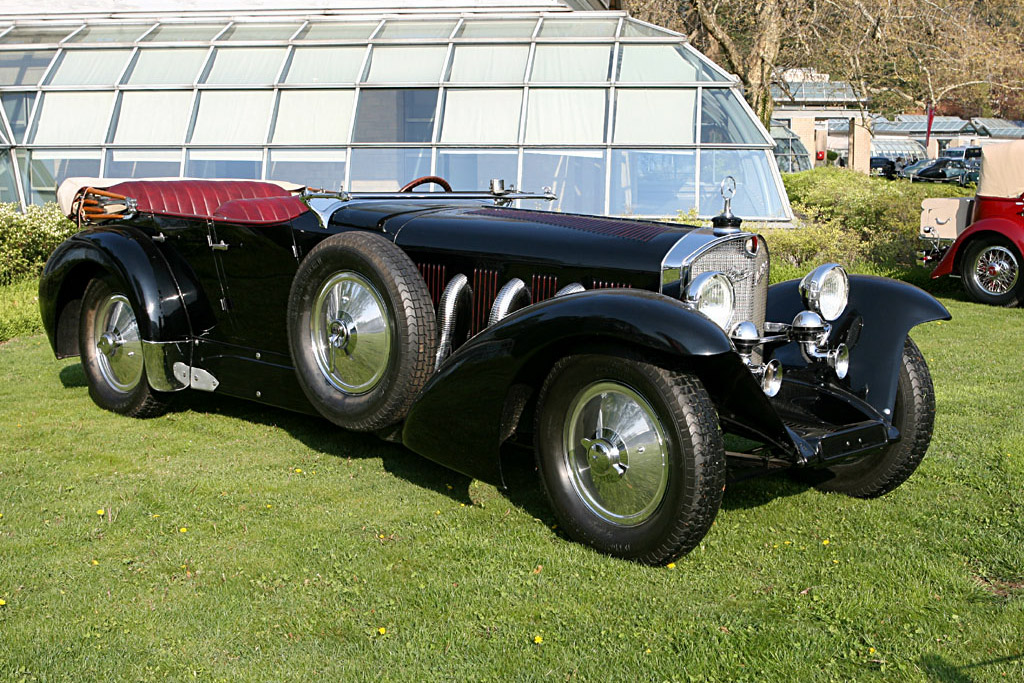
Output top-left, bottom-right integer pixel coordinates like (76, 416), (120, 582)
(292, 244), (301, 259)
(207, 234), (229, 251)
(220, 297), (231, 311)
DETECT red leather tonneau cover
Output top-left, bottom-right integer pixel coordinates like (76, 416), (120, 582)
(107, 179), (308, 225)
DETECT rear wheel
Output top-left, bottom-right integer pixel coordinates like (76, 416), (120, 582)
(800, 337), (934, 497)
(535, 355), (725, 565)
(960, 236), (1022, 307)
(79, 278), (170, 418)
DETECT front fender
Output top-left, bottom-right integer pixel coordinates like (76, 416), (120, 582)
(40, 227), (194, 353)
(401, 289), (789, 486)
(930, 217), (1024, 278)
(767, 275), (950, 417)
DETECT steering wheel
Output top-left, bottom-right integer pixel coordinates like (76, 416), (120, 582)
(400, 175), (453, 193)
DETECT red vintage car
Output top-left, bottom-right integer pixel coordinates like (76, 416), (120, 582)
(920, 141), (1024, 306)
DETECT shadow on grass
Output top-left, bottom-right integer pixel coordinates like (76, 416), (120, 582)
(174, 390), (475, 506)
(59, 362), (87, 388)
(920, 652), (1024, 682)
(721, 471), (808, 511)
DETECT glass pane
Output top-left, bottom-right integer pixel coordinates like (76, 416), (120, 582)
(203, 47), (286, 84)
(364, 46), (446, 83)
(614, 89), (695, 144)
(0, 149), (18, 203)
(353, 89), (437, 143)
(699, 149), (785, 219)
(191, 90), (274, 144)
(105, 149), (181, 178)
(525, 89), (605, 145)
(610, 150), (696, 216)
(448, 45), (528, 82)
(284, 46), (365, 84)
(297, 22), (378, 41)
(437, 150), (517, 192)
(21, 150), (101, 204)
(113, 91), (193, 144)
(701, 89), (767, 144)
(0, 50), (56, 86)
(621, 20), (677, 38)
(376, 20), (456, 40)
(521, 149), (605, 214)
(2, 93), (34, 142)
(349, 148), (431, 191)
(67, 25), (152, 43)
(530, 45), (611, 83)
(125, 48), (208, 85)
(47, 49), (131, 85)
(0, 26), (78, 44)
(143, 24), (226, 42)
(617, 45), (722, 83)
(456, 19), (537, 39)
(273, 90), (354, 144)
(440, 90), (521, 144)
(537, 19), (617, 38)
(32, 92), (115, 144)
(219, 23), (301, 41)
(186, 149), (262, 179)
(268, 149), (346, 190)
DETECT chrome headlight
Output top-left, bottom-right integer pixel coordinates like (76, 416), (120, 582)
(800, 264), (849, 321)
(685, 271), (735, 330)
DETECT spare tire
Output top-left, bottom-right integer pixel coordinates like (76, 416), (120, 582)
(287, 231), (437, 431)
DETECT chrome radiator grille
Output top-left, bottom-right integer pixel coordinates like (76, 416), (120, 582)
(687, 236), (770, 355)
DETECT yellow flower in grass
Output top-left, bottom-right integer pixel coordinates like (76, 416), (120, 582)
(666, 563), (676, 569)
(294, 468), (303, 474)
(869, 647), (876, 655)
(0, 598), (7, 606)
(822, 539), (830, 546)
(91, 560), (99, 566)
(96, 509), (105, 516)
(378, 627), (387, 635)
(533, 635), (543, 645)
(179, 527), (188, 533)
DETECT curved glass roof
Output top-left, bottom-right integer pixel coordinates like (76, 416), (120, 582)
(0, 11), (789, 220)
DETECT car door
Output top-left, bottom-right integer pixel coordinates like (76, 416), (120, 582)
(206, 218), (301, 354)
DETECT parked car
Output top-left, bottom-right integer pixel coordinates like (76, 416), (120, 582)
(921, 140), (1024, 306)
(940, 145), (982, 163)
(870, 156), (896, 179)
(897, 158), (932, 179)
(907, 157), (969, 184)
(41, 175), (949, 564)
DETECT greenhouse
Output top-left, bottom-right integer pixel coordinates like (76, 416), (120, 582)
(769, 122), (811, 173)
(0, 7), (791, 220)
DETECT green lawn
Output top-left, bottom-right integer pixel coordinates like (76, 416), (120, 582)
(1, 294), (1022, 680)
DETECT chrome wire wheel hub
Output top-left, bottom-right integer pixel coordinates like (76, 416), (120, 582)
(311, 271), (391, 394)
(94, 293), (143, 393)
(973, 246), (1019, 295)
(563, 381), (669, 526)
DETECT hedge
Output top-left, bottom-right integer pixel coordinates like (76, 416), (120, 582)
(0, 203), (77, 286)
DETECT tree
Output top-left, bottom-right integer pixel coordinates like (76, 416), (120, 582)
(626, 0), (1024, 123)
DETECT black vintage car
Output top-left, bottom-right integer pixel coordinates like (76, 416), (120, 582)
(41, 175), (949, 565)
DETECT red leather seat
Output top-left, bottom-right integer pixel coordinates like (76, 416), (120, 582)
(106, 180), (306, 224)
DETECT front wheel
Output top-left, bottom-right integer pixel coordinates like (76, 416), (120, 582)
(535, 355), (725, 565)
(960, 236), (1022, 307)
(800, 337), (934, 497)
(79, 278), (170, 418)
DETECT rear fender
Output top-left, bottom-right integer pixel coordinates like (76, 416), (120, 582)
(930, 217), (1024, 278)
(767, 275), (950, 417)
(39, 227), (198, 390)
(401, 289), (791, 486)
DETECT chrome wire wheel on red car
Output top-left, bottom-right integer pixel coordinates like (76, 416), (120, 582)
(961, 236), (1022, 307)
(535, 355), (726, 565)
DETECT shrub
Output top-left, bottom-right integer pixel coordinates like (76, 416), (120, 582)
(0, 203), (77, 286)
(781, 167), (972, 268)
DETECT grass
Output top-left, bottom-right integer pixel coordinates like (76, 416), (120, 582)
(0, 279), (42, 344)
(1, 283), (1022, 680)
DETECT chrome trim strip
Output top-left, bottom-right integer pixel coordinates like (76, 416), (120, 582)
(659, 229), (753, 292)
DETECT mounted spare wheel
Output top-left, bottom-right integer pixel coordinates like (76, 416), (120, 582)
(287, 231), (437, 432)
